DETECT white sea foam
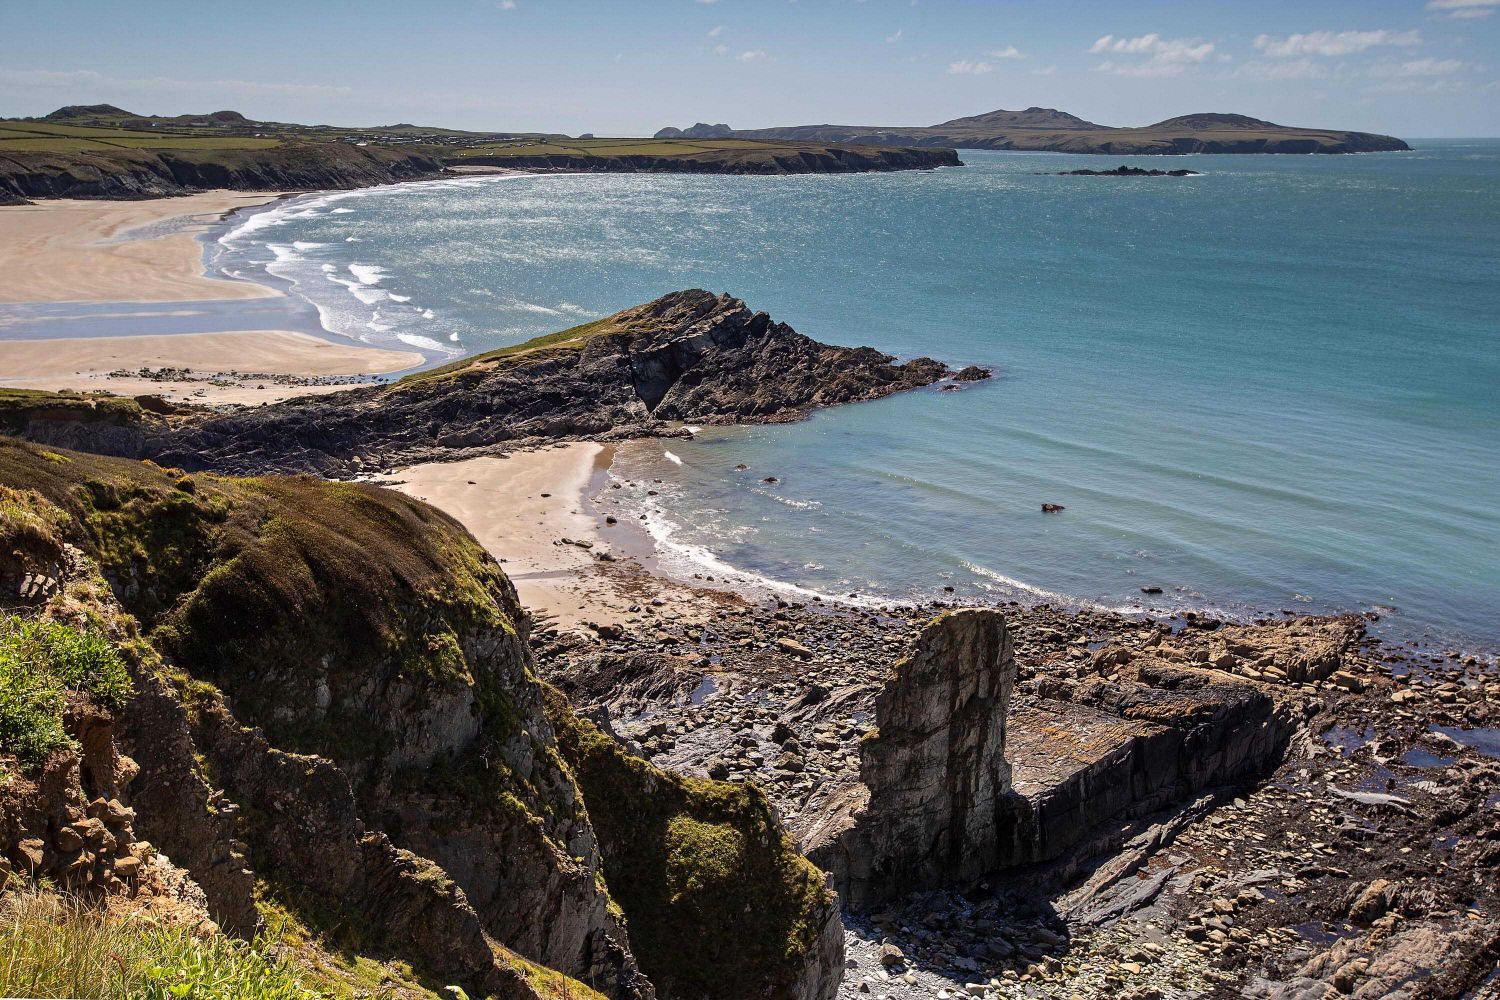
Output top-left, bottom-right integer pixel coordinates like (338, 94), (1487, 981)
(388, 293), (412, 303)
(332, 207), (356, 214)
(962, 561), (1147, 616)
(663, 451), (683, 466)
(423, 309), (436, 319)
(348, 264), (386, 285)
(397, 332), (452, 352)
(508, 299), (563, 315)
(292, 241), (327, 251)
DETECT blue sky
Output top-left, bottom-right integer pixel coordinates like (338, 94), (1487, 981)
(4, 0), (1497, 136)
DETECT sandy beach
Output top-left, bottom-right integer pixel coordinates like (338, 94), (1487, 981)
(0, 330), (423, 405)
(0, 192), (431, 403)
(0, 192), (286, 303)
(389, 445), (714, 632)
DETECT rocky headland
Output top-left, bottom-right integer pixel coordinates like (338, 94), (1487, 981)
(3, 289), (989, 476)
(656, 108), (1410, 156)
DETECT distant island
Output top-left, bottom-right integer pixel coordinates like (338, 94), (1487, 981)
(656, 107), (1411, 155)
(1056, 165), (1200, 177)
(0, 104), (957, 203)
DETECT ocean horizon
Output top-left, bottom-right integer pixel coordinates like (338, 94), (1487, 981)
(211, 141), (1500, 658)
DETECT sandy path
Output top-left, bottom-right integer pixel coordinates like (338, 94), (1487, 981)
(0, 192), (284, 303)
(0, 330), (422, 405)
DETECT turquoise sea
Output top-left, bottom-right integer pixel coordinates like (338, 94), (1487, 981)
(213, 143), (1500, 655)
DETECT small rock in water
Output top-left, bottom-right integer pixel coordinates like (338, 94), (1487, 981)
(1042, 503), (1066, 513)
(1140, 586), (1164, 594)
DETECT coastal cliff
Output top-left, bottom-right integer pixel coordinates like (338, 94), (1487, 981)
(456, 145), (959, 175)
(5, 290), (987, 476)
(0, 438), (841, 1000)
(0, 144), (446, 201)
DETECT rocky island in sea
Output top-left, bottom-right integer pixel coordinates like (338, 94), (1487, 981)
(0, 41), (1495, 1000)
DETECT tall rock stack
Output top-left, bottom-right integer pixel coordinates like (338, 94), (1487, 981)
(812, 609), (1022, 907)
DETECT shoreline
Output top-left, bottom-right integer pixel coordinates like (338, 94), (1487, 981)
(389, 439), (1498, 671)
(0, 191), (428, 404)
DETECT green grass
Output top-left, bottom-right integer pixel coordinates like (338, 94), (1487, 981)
(0, 388), (142, 425)
(396, 314), (620, 385)
(0, 614), (133, 771)
(0, 889), (318, 1000)
(0, 121), (279, 153)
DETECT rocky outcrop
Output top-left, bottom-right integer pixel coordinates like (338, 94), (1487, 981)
(466, 145), (960, 175)
(0, 143), (444, 201)
(0, 438), (841, 1000)
(654, 123), (735, 139)
(1058, 165), (1199, 177)
(806, 610), (1023, 907)
(13, 290), (981, 476)
(547, 687), (842, 1000)
(794, 608), (1308, 910)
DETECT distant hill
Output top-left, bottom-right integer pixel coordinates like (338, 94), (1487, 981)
(933, 106), (1105, 131)
(654, 107), (1409, 155)
(655, 122), (734, 139)
(44, 103), (134, 120)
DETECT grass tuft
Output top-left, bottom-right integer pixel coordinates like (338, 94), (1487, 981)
(0, 614), (132, 771)
(0, 889), (318, 1000)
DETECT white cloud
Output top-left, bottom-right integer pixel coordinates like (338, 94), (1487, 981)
(1088, 33), (1214, 76)
(886, 29), (903, 43)
(497, 0), (516, 8)
(1395, 56), (1467, 75)
(987, 45), (1025, 59)
(714, 44), (728, 55)
(707, 24), (723, 37)
(1427, 0), (1500, 19)
(1031, 65), (1058, 76)
(738, 49), (767, 62)
(1252, 30), (1420, 58)
(947, 59), (994, 75)
(1236, 58), (1328, 81)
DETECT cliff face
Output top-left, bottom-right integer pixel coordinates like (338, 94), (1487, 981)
(0, 143), (445, 201)
(809, 610), (1021, 907)
(0, 438), (840, 1000)
(10, 291), (981, 477)
(797, 608), (1307, 910)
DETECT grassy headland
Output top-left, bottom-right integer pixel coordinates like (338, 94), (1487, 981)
(0, 105), (957, 202)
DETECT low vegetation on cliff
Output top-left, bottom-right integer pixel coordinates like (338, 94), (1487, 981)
(546, 686), (838, 1000)
(0, 437), (841, 1000)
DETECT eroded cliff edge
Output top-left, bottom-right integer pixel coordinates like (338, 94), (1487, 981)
(0, 439), (841, 1000)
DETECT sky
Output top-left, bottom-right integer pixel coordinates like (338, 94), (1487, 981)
(4, 0), (1497, 137)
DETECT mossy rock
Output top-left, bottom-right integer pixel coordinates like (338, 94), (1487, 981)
(544, 685), (834, 1000)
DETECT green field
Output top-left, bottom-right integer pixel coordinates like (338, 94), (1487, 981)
(0, 116), (810, 159)
(0, 120), (279, 152)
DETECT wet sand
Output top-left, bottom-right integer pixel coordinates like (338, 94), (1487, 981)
(0, 330), (422, 405)
(0, 192), (286, 303)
